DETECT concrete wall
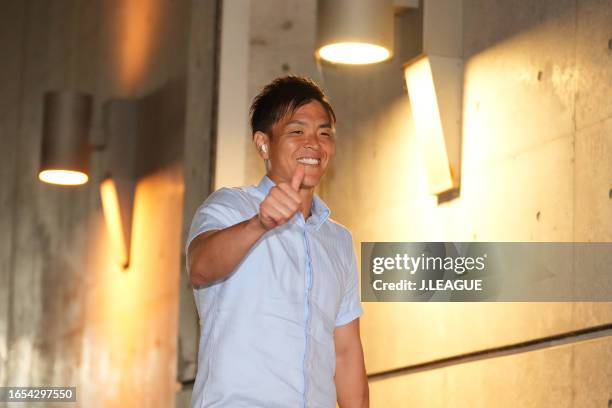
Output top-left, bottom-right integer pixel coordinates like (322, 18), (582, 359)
(236, 0), (612, 406)
(0, 0), (214, 406)
(178, 0), (219, 404)
(3, 0), (606, 405)
(243, 0), (323, 186)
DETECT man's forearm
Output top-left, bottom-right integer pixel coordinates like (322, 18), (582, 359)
(335, 352), (369, 408)
(188, 215), (266, 286)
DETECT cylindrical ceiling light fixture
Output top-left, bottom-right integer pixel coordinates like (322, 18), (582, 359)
(39, 91), (92, 186)
(316, 0), (394, 65)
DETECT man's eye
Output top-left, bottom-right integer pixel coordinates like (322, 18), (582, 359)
(290, 130), (303, 135)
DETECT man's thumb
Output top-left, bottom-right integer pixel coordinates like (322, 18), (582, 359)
(291, 164), (305, 191)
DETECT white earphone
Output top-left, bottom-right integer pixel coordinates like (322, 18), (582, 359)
(260, 144), (271, 172)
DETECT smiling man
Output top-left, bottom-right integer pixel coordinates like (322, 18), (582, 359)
(186, 76), (368, 408)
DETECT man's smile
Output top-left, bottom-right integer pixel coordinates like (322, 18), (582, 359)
(296, 157), (321, 166)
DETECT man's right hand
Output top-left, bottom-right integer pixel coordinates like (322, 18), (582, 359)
(258, 164), (305, 230)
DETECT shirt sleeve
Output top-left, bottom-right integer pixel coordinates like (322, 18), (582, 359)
(335, 233), (364, 327)
(185, 187), (246, 255)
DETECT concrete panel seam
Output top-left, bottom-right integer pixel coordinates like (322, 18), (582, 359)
(6, 0), (30, 386)
(368, 323), (612, 382)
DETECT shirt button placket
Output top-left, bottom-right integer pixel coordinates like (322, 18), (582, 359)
(301, 219), (313, 408)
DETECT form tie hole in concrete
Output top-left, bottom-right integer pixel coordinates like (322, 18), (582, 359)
(608, 38), (612, 50)
(609, 188), (612, 199)
(281, 63), (290, 72)
(536, 211), (541, 221)
(537, 71), (543, 81)
(607, 398), (612, 408)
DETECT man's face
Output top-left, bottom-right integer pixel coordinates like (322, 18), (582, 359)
(267, 100), (336, 189)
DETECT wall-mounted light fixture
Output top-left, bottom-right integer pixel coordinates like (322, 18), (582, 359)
(39, 91), (92, 185)
(316, 0), (395, 65)
(403, 0), (463, 198)
(39, 92), (137, 269)
(315, 0), (418, 65)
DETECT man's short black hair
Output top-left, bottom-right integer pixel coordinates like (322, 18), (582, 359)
(250, 75), (336, 138)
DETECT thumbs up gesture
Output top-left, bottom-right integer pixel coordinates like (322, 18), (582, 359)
(258, 164), (305, 230)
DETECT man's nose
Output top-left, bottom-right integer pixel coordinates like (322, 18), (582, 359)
(304, 130), (321, 149)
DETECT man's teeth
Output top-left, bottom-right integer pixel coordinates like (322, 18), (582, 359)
(297, 158), (320, 165)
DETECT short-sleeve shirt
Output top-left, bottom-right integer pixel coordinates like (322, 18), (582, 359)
(186, 175), (363, 408)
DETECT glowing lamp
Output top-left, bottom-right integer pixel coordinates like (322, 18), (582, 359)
(316, 0), (394, 65)
(39, 91), (92, 186)
(317, 42), (391, 65)
(38, 169), (88, 185)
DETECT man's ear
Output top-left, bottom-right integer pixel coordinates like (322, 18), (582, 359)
(253, 131), (270, 159)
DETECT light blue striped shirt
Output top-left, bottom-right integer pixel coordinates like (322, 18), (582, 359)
(186, 175), (363, 408)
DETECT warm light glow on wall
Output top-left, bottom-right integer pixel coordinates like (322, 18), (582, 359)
(404, 56), (455, 194)
(317, 42), (391, 65)
(100, 177), (130, 268)
(117, 0), (160, 92)
(38, 169), (89, 186)
(86, 168), (183, 405)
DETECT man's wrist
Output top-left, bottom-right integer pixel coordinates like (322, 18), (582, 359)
(247, 214), (268, 234)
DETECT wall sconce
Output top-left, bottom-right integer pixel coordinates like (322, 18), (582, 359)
(316, 0), (394, 65)
(39, 91), (92, 185)
(39, 91), (137, 269)
(315, 0), (418, 65)
(403, 0), (463, 198)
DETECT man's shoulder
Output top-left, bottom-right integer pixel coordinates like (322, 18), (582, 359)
(194, 185), (261, 221)
(204, 185), (259, 206)
(322, 217), (354, 242)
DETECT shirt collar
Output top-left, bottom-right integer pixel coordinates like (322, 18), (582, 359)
(256, 175), (330, 230)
